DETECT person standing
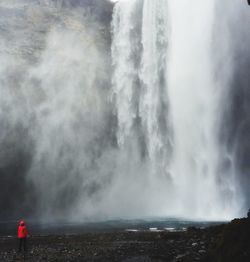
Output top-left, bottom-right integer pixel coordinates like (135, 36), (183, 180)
(18, 220), (28, 252)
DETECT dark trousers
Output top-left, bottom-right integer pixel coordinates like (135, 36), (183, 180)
(18, 237), (27, 252)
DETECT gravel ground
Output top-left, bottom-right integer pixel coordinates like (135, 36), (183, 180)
(2, 216), (250, 261)
(0, 229), (212, 262)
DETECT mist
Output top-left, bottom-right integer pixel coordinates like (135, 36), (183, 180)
(0, 0), (115, 221)
(0, 0), (250, 222)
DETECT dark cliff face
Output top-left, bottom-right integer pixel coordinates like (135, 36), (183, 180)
(231, 37), (250, 209)
(41, 0), (113, 24)
(213, 2), (250, 212)
(225, 4), (250, 209)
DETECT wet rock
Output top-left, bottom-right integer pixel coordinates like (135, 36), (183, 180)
(175, 253), (186, 260)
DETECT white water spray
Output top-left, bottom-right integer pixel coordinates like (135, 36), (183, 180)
(112, 0), (170, 175)
(111, 0), (141, 146)
(111, 0), (241, 220)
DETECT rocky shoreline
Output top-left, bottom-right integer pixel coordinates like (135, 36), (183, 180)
(0, 216), (249, 262)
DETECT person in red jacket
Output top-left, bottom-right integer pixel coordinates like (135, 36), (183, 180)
(18, 220), (28, 252)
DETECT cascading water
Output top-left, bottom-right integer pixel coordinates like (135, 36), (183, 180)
(139, 0), (171, 173)
(112, 0), (171, 177)
(111, 0), (141, 147)
(111, 0), (242, 220)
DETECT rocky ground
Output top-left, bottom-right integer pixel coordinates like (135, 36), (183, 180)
(0, 216), (249, 262)
(0, 230), (212, 262)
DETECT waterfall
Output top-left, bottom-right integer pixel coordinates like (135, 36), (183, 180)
(139, 0), (170, 169)
(111, 0), (141, 146)
(112, 0), (170, 175)
(111, 0), (241, 219)
(1, 0), (247, 221)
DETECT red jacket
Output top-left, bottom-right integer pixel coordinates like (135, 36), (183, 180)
(18, 221), (28, 239)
